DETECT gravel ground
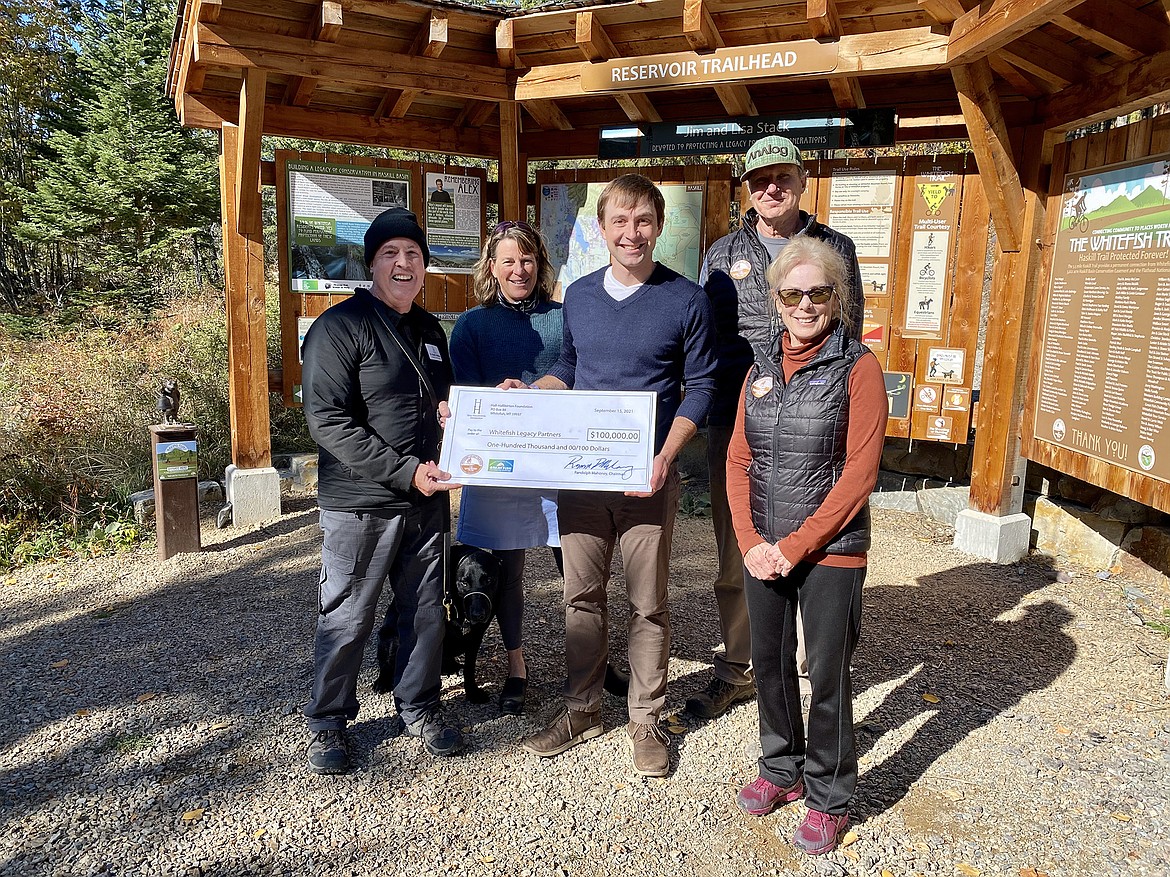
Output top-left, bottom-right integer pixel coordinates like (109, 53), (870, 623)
(1, 500), (1168, 877)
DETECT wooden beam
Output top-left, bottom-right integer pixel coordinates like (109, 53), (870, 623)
(966, 126), (1048, 517)
(682, 0), (758, 116)
(410, 11), (449, 59)
(184, 94), (501, 157)
(523, 99), (573, 131)
(829, 77), (865, 109)
(806, 0), (842, 41)
(454, 100), (498, 129)
(235, 69), (265, 237)
(515, 28), (949, 101)
(499, 101), (522, 221)
(948, 0), (1087, 65)
(317, 0), (343, 43)
(713, 83), (757, 116)
(575, 11), (618, 62)
(615, 92), (661, 123)
(1041, 46), (1170, 132)
(683, 0), (720, 52)
(195, 23), (509, 102)
(196, 0), (220, 23)
(387, 89), (420, 119)
(998, 44), (1074, 89)
(377, 13), (448, 124)
(286, 1), (343, 107)
(917, 0), (965, 26)
(988, 53), (1051, 98)
(952, 60), (1024, 252)
(219, 123), (272, 471)
(1054, 0), (1170, 63)
(496, 19), (518, 69)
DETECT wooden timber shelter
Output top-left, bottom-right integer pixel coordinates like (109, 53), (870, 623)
(166, 0), (1170, 558)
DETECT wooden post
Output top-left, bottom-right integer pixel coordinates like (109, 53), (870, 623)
(220, 120), (272, 471)
(954, 123), (1049, 561)
(499, 100), (522, 221)
(150, 424), (201, 560)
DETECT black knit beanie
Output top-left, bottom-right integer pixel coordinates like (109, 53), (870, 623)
(364, 207), (430, 266)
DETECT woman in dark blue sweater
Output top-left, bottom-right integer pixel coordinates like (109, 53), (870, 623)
(449, 221), (563, 715)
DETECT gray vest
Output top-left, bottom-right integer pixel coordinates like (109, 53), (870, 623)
(742, 324), (871, 553)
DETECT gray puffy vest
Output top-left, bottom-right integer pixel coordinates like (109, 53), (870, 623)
(742, 323), (872, 553)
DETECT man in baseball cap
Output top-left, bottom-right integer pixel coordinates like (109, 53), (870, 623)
(686, 135), (863, 721)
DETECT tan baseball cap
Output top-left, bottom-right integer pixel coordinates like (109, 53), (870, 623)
(741, 135), (805, 181)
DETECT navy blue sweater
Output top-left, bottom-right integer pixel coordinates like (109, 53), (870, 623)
(547, 263), (717, 454)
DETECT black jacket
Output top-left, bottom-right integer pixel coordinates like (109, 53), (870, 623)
(302, 289), (453, 511)
(702, 210), (863, 426)
(742, 323), (871, 554)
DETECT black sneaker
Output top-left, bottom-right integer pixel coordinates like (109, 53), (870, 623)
(306, 729), (350, 774)
(404, 709), (465, 757)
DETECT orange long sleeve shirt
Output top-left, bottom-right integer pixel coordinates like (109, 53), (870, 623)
(726, 328), (889, 570)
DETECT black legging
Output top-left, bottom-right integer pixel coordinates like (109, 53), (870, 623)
(744, 561), (865, 815)
(495, 546), (564, 651)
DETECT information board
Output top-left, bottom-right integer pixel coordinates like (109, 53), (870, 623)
(1034, 156), (1170, 484)
(539, 181), (705, 294)
(286, 160), (413, 292)
(424, 172), (482, 274)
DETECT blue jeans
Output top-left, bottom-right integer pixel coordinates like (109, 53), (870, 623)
(305, 502), (445, 730)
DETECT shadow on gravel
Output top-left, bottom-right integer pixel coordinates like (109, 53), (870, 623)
(0, 512), (327, 842)
(849, 554), (1076, 821)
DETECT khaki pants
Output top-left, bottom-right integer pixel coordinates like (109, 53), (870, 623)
(557, 467), (681, 724)
(708, 426), (810, 693)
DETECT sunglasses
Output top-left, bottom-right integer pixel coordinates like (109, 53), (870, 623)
(492, 220), (535, 235)
(774, 284), (835, 306)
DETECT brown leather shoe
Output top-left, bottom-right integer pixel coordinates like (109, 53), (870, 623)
(521, 707), (602, 757)
(626, 721), (670, 777)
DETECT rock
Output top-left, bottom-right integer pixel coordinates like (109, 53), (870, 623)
(1092, 494), (1160, 524)
(1118, 526), (1170, 589)
(1027, 495), (1126, 570)
(870, 488), (919, 513)
(916, 485), (970, 526)
(129, 481), (224, 525)
(1051, 475), (1101, 508)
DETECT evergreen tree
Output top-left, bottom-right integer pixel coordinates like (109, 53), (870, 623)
(18, 0), (219, 315)
(0, 0), (83, 312)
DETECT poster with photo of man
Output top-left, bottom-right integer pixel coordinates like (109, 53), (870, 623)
(424, 172), (482, 274)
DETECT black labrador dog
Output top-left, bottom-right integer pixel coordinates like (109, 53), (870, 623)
(372, 543), (504, 704)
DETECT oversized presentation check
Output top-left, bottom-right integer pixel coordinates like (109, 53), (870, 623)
(439, 386), (657, 492)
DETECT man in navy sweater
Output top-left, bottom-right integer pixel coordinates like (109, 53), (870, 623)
(504, 174), (717, 777)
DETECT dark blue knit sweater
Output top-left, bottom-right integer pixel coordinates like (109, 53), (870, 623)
(449, 300), (563, 386)
(547, 263), (717, 453)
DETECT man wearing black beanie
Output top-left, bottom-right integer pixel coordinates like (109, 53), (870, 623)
(301, 207), (462, 772)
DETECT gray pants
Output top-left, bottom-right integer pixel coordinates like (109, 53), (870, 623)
(305, 503), (445, 730)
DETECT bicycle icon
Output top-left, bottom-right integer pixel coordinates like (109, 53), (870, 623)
(919, 264), (935, 279)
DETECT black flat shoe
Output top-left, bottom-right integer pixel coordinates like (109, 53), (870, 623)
(499, 676), (527, 715)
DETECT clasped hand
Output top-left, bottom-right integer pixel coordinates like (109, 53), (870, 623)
(744, 542), (795, 580)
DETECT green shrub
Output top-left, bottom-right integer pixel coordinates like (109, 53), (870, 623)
(0, 285), (312, 569)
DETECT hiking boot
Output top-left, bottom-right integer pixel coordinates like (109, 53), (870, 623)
(521, 707), (602, 757)
(404, 709), (465, 757)
(736, 775), (804, 816)
(791, 809), (849, 856)
(626, 721), (670, 777)
(685, 676), (756, 719)
(306, 729), (350, 775)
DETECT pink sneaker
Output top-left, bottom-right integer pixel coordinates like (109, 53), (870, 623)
(792, 808), (849, 855)
(736, 775), (804, 816)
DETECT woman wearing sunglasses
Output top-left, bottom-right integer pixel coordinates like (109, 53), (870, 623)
(449, 220), (562, 716)
(725, 236), (887, 856)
